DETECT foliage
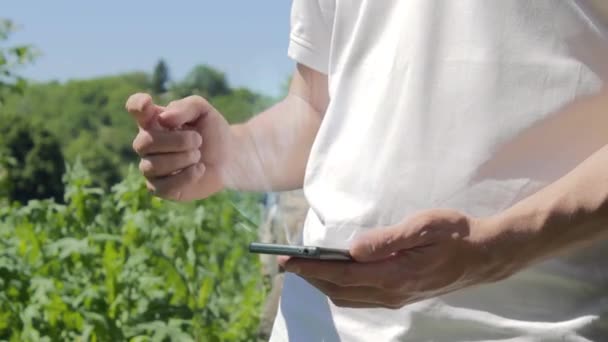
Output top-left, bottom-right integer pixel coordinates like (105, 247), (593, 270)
(1, 73), (149, 190)
(152, 60), (169, 95)
(64, 131), (122, 190)
(213, 88), (274, 124)
(0, 117), (65, 203)
(0, 17), (275, 342)
(172, 65), (230, 99)
(0, 162), (267, 341)
(0, 19), (37, 105)
(1, 63), (274, 193)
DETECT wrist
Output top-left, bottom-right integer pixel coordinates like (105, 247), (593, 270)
(222, 123), (266, 191)
(483, 181), (608, 279)
(221, 124), (247, 190)
(477, 210), (547, 279)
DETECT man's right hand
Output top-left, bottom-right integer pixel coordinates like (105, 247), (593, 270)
(126, 93), (233, 201)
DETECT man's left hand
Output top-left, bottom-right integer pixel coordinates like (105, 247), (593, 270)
(279, 209), (524, 309)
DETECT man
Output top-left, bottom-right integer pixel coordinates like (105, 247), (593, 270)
(126, 0), (608, 340)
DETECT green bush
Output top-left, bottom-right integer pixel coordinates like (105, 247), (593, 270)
(0, 117), (66, 203)
(0, 161), (267, 341)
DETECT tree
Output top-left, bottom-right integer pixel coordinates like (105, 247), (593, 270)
(2, 73), (148, 190)
(0, 117), (65, 203)
(0, 48), (275, 193)
(65, 131), (121, 190)
(213, 87), (274, 123)
(172, 64), (230, 99)
(152, 59), (169, 94)
(0, 19), (36, 105)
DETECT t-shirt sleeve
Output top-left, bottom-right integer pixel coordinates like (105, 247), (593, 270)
(288, 0), (332, 74)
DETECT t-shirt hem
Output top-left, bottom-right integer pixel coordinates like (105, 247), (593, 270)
(288, 33), (329, 75)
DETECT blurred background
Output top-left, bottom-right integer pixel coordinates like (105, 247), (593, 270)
(1, 1), (296, 341)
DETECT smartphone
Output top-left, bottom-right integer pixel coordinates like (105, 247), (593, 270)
(248, 242), (352, 261)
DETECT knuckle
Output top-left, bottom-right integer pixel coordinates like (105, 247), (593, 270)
(132, 138), (141, 154)
(188, 95), (209, 107)
(443, 208), (467, 221)
(185, 131), (202, 149)
(416, 213), (437, 228)
(188, 149), (201, 163)
(418, 209), (467, 228)
(185, 163), (204, 181)
(138, 159), (153, 176)
(133, 131), (153, 154)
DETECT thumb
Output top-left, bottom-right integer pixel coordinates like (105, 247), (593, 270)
(350, 223), (425, 263)
(159, 96), (213, 129)
(350, 210), (470, 262)
(125, 93), (165, 129)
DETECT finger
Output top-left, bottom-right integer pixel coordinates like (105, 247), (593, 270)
(126, 93), (165, 129)
(283, 258), (395, 287)
(148, 163), (205, 201)
(132, 130), (202, 156)
(350, 213), (444, 262)
(277, 256), (291, 268)
(159, 95), (214, 129)
(303, 277), (403, 307)
(349, 225), (405, 263)
(351, 210), (470, 263)
(139, 150), (201, 178)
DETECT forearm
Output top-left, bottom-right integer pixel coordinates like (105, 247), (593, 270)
(219, 64), (328, 193)
(490, 90), (608, 268)
(224, 94), (322, 192)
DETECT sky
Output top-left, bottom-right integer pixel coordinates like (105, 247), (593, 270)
(4, 0), (295, 97)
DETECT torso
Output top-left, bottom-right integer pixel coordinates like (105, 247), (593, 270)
(273, 1), (608, 340)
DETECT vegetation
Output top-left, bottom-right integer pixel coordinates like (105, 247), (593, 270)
(1, 18), (275, 341)
(0, 163), (266, 341)
(0, 19), (37, 105)
(0, 117), (65, 203)
(152, 60), (170, 95)
(1, 62), (274, 198)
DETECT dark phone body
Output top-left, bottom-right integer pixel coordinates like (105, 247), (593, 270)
(249, 242), (352, 261)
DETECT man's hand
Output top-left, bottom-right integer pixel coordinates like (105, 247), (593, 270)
(279, 209), (522, 309)
(279, 89), (608, 310)
(126, 93), (233, 201)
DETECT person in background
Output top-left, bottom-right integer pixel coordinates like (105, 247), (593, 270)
(126, 1), (608, 341)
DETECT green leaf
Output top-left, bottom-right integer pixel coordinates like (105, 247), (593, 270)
(45, 237), (93, 259)
(12, 46), (29, 61)
(102, 241), (121, 305)
(196, 277), (214, 309)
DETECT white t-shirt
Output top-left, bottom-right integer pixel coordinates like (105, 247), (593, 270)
(270, 1), (608, 341)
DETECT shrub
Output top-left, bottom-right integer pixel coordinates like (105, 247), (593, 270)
(0, 161), (267, 341)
